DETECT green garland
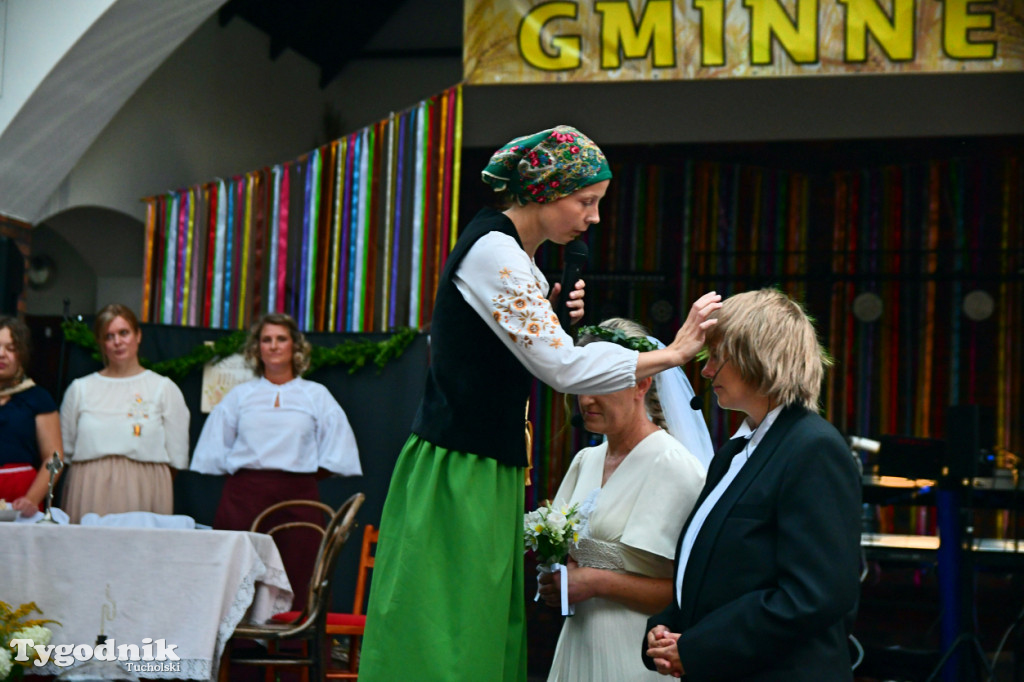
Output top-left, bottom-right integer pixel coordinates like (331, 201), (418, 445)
(61, 320), (417, 383)
(576, 325), (658, 352)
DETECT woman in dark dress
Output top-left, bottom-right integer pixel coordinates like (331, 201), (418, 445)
(0, 316), (63, 515)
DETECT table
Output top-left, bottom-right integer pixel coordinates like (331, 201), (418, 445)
(0, 523), (293, 680)
(861, 473), (1024, 681)
(862, 532), (1024, 567)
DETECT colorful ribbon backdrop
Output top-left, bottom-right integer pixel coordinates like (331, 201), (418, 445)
(528, 159), (817, 506)
(141, 86), (463, 333)
(527, 155), (1022, 511)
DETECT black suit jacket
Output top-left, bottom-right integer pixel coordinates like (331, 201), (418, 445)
(643, 406), (862, 682)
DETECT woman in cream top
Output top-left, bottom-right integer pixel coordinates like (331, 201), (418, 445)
(60, 304), (189, 523)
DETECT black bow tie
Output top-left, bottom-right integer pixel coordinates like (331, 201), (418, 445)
(704, 436), (751, 492)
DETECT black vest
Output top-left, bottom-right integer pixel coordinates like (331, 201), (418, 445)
(411, 208), (535, 467)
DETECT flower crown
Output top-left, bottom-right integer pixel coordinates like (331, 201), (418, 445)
(576, 325), (658, 352)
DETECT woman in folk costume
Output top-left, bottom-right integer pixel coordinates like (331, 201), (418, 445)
(191, 312), (361, 610)
(358, 125), (721, 681)
(60, 304), (189, 523)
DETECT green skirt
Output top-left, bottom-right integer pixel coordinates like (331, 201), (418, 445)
(358, 434), (527, 681)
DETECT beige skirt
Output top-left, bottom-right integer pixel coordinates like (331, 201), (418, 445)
(62, 455), (173, 524)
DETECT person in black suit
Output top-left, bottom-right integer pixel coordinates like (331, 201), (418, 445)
(643, 288), (861, 681)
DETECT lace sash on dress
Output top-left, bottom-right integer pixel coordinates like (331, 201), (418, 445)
(570, 488), (627, 573)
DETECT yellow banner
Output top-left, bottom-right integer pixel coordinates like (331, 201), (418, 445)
(464, 0), (1024, 84)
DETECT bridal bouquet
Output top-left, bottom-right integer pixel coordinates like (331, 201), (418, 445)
(524, 501), (582, 616)
(524, 500), (582, 566)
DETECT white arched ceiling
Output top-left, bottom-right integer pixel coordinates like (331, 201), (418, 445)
(0, 0), (226, 224)
(0, 0), (115, 133)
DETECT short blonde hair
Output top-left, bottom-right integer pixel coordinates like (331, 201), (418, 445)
(244, 313), (311, 377)
(703, 289), (830, 411)
(93, 304), (141, 365)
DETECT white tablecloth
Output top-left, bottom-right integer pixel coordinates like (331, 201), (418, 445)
(0, 523), (293, 680)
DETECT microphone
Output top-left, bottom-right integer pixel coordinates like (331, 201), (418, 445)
(690, 360), (728, 410)
(571, 414), (584, 429)
(557, 240), (589, 331)
(848, 435), (881, 454)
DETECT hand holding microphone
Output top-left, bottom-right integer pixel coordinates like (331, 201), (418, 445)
(558, 240), (589, 432)
(556, 240), (589, 331)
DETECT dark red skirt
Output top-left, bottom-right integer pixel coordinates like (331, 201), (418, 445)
(214, 469), (323, 612)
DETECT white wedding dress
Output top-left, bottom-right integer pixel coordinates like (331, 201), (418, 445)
(546, 429), (705, 682)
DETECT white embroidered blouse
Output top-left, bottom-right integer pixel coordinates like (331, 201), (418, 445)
(454, 231), (638, 394)
(60, 370), (190, 468)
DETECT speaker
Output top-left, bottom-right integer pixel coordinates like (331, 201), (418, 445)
(878, 435), (946, 480)
(0, 235), (26, 315)
(946, 404), (995, 481)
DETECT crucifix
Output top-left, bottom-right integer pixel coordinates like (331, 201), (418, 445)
(36, 452), (64, 525)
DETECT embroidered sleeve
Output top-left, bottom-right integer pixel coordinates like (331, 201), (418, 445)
(454, 231), (637, 394)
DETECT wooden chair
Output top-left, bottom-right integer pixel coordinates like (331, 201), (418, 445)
(268, 523), (377, 679)
(324, 524), (377, 679)
(217, 492), (365, 682)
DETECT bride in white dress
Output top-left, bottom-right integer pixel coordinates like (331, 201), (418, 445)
(540, 319), (712, 682)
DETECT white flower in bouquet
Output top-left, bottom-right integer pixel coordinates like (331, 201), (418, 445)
(523, 500), (582, 566)
(0, 647), (13, 680)
(546, 509), (567, 533)
(1, 600), (59, 679)
(524, 510), (544, 552)
(12, 624), (52, 647)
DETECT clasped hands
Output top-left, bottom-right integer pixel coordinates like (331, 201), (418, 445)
(539, 563), (685, 678)
(646, 625), (685, 677)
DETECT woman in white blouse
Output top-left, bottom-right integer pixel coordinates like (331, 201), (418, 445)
(191, 313), (361, 609)
(61, 304), (190, 523)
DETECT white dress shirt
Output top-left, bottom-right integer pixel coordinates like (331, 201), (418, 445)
(675, 405), (784, 605)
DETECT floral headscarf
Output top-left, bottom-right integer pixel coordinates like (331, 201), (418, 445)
(481, 125), (612, 205)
